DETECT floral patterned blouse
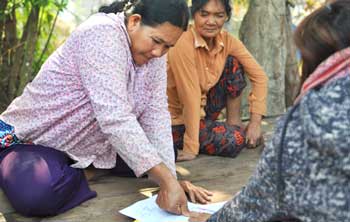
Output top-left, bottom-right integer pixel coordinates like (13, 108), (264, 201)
(0, 12), (176, 177)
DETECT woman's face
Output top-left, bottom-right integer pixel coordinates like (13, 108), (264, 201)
(127, 15), (183, 66)
(193, 0), (227, 42)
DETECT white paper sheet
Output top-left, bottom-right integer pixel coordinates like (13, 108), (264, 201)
(119, 195), (226, 222)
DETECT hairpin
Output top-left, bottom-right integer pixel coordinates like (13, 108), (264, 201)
(124, 0), (134, 11)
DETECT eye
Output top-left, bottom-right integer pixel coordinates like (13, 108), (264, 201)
(152, 38), (161, 44)
(216, 13), (225, 18)
(199, 10), (209, 17)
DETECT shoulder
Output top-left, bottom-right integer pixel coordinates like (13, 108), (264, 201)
(168, 30), (196, 67)
(68, 13), (131, 62)
(301, 75), (350, 121)
(72, 13), (128, 45)
(298, 75), (350, 152)
(301, 74), (350, 125)
(177, 29), (194, 46)
(219, 29), (244, 48)
(169, 29), (194, 55)
(78, 13), (124, 31)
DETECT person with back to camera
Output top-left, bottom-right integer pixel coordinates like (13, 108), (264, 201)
(188, 0), (350, 221)
(0, 0), (213, 217)
(167, 0), (269, 162)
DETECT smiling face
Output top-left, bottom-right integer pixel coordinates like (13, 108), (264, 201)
(193, 0), (227, 44)
(127, 14), (184, 66)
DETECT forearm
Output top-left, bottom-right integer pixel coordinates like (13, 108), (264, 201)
(245, 113), (263, 146)
(249, 113), (262, 124)
(182, 103), (201, 155)
(147, 163), (177, 187)
(140, 109), (177, 177)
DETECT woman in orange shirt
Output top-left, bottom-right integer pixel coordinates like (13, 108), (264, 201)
(167, 0), (268, 161)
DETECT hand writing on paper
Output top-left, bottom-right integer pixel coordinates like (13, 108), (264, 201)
(148, 163), (191, 216)
(156, 178), (190, 216)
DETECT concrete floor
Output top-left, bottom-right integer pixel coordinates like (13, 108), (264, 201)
(0, 117), (278, 222)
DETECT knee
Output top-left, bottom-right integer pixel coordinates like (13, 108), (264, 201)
(9, 179), (62, 216)
(226, 55), (244, 74)
(227, 127), (246, 150)
(215, 126), (246, 157)
(0, 151), (80, 216)
(223, 56), (246, 97)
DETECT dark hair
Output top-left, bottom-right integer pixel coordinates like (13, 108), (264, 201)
(294, 0), (350, 84)
(99, 0), (189, 31)
(191, 0), (232, 22)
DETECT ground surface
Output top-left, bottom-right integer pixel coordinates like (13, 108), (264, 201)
(0, 117), (278, 222)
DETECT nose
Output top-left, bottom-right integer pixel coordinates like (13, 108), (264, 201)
(151, 46), (166, 58)
(206, 15), (216, 25)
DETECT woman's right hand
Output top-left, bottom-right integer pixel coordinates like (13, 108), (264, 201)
(147, 163), (190, 215)
(156, 177), (190, 215)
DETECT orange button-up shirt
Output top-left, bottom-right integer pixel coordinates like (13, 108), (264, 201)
(167, 25), (268, 155)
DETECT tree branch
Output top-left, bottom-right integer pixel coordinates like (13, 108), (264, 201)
(32, 2), (61, 76)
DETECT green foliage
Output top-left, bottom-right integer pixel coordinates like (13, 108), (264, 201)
(0, 0), (68, 111)
(2, 0), (68, 69)
(32, 0), (68, 73)
(234, 0), (249, 7)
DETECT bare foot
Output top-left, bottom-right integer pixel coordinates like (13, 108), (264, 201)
(226, 120), (246, 129)
(177, 150), (197, 162)
(84, 167), (110, 181)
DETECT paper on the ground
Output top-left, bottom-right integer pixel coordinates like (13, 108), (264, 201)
(119, 195), (226, 222)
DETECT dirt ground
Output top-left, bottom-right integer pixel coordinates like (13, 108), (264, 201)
(0, 117), (278, 222)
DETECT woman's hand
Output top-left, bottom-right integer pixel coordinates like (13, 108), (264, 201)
(148, 163), (190, 215)
(245, 113), (262, 148)
(189, 212), (212, 222)
(156, 178), (190, 215)
(179, 180), (213, 204)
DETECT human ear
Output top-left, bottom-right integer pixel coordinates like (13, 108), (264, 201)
(126, 14), (142, 32)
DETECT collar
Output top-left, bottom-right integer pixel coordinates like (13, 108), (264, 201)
(190, 25), (224, 54)
(295, 47), (350, 103)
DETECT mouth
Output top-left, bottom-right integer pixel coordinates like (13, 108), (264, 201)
(204, 28), (218, 32)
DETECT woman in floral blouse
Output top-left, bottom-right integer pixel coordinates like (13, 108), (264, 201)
(0, 0), (212, 217)
(190, 0), (350, 221)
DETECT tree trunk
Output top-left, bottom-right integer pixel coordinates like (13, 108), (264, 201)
(16, 5), (40, 96)
(1, 4), (18, 110)
(0, 0), (9, 111)
(0, 0), (8, 53)
(0, 3), (40, 111)
(284, 3), (300, 107)
(239, 0), (290, 117)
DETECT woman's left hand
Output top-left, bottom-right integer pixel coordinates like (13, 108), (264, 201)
(179, 180), (213, 204)
(245, 113), (263, 148)
(245, 121), (261, 147)
(188, 212), (212, 222)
